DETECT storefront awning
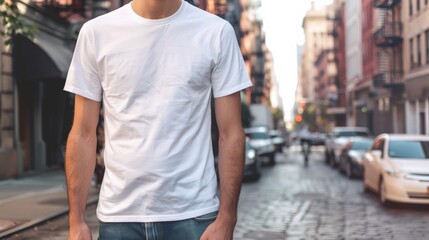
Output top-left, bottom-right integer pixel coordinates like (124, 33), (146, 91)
(13, 32), (73, 82)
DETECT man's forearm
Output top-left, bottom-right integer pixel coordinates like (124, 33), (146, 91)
(217, 131), (245, 222)
(65, 130), (97, 225)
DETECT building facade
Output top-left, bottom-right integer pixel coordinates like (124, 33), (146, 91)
(403, 0), (429, 135)
(345, 0), (363, 126)
(314, 49), (337, 131)
(239, 0), (271, 104)
(301, 3), (331, 103)
(327, 0), (347, 128)
(0, 0), (92, 179)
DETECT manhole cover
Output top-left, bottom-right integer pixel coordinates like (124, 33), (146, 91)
(0, 219), (19, 233)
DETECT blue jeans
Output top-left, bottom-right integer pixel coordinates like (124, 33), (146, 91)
(98, 211), (217, 240)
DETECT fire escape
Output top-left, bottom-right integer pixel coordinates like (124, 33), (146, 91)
(373, 0), (404, 91)
(327, 7), (343, 108)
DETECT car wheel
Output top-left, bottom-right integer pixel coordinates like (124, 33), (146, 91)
(252, 158), (262, 181)
(338, 158), (345, 174)
(345, 160), (353, 179)
(267, 153), (276, 166)
(330, 153), (336, 168)
(362, 169), (370, 192)
(379, 178), (392, 207)
(325, 151), (330, 164)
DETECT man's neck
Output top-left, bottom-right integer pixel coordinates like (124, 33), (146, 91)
(131, 0), (182, 19)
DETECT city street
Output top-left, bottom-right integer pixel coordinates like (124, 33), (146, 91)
(6, 144), (429, 240)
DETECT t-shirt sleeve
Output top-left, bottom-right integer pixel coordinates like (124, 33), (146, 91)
(211, 22), (252, 98)
(63, 24), (102, 102)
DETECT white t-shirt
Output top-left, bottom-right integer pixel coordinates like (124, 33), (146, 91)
(64, 0), (252, 222)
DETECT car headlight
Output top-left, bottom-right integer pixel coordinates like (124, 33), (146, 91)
(246, 149), (256, 164)
(385, 170), (405, 178)
(247, 149), (256, 159)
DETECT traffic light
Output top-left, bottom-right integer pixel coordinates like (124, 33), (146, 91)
(295, 115), (303, 123)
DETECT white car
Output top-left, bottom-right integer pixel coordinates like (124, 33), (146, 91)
(363, 134), (429, 206)
(245, 127), (276, 166)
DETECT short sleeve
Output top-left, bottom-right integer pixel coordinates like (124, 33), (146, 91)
(64, 24), (102, 101)
(211, 23), (252, 98)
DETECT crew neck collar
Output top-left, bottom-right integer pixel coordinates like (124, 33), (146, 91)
(128, 0), (186, 25)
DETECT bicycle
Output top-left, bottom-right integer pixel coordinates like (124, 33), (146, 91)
(301, 139), (311, 167)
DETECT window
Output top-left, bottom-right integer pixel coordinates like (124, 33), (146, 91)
(417, 0), (420, 11)
(417, 34), (422, 66)
(410, 38), (414, 69)
(409, 0), (413, 16)
(426, 0), (428, 6)
(426, 30), (429, 64)
(399, 46), (404, 72)
(389, 140), (429, 159)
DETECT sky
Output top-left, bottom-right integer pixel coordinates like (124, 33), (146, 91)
(260, 0), (333, 122)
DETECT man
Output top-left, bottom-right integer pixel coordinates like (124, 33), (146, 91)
(64, 0), (252, 239)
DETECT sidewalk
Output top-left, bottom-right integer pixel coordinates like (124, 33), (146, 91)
(0, 170), (99, 238)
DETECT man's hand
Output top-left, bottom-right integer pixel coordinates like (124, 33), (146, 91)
(69, 222), (92, 240)
(200, 215), (236, 240)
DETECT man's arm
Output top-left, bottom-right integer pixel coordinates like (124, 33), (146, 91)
(201, 92), (245, 240)
(66, 95), (100, 240)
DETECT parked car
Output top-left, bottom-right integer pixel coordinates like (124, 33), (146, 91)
(214, 138), (262, 182)
(245, 127), (276, 166)
(308, 132), (327, 146)
(269, 129), (286, 153)
(363, 134), (429, 206)
(325, 127), (371, 167)
(338, 137), (373, 178)
(243, 139), (262, 181)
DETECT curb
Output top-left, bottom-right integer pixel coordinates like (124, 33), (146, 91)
(0, 197), (98, 239)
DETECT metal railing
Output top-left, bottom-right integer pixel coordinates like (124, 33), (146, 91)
(373, 0), (401, 9)
(374, 22), (403, 47)
(373, 70), (403, 87)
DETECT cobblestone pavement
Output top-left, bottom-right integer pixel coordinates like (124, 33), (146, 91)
(234, 145), (429, 240)
(7, 145), (429, 240)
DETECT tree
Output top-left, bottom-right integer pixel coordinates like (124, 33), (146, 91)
(0, 0), (35, 45)
(272, 107), (284, 129)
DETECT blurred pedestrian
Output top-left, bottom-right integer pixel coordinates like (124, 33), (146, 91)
(64, 0), (252, 239)
(298, 126), (312, 151)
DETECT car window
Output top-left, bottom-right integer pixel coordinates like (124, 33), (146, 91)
(334, 131), (369, 138)
(350, 140), (372, 150)
(247, 132), (268, 139)
(388, 140), (429, 159)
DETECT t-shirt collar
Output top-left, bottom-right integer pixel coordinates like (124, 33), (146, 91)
(128, 0), (186, 25)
